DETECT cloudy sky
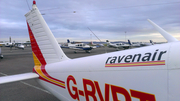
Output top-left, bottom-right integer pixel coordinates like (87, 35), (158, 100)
(0, 0), (179, 43)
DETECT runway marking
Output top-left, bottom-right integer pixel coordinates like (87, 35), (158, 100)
(0, 72), (8, 76)
(20, 81), (51, 94)
(0, 72), (50, 94)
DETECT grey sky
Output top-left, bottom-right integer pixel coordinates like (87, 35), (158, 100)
(0, 0), (179, 42)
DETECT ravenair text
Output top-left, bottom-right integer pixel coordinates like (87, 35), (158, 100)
(106, 49), (167, 65)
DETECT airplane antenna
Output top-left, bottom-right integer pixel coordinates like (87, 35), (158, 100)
(87, 27), (107, 53)
(26, 0), (31, 10)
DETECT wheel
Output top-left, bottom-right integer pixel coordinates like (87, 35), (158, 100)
(86, 50), (90, 53)
(0, 55), (3, 59)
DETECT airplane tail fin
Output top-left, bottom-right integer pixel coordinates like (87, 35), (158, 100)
(25, 1), (69, 66)
(128, 39), (132, 45)
(150, 40), (154, 45)
(67, 39), (70, 43)
(106, 40), (110, 46)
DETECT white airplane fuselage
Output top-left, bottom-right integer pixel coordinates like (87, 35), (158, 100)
(35, 42), (180, 101)
(107, 41), (130, 50)
(5, 42), (14, 47)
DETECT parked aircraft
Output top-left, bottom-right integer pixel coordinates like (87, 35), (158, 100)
(61, 39), (96, 53)
(140, 40), (154, 46)
(5, 37), (14, 47)
(14, 44), (25, 50)
(0, 1), (180, 101)
(106, 40), (130, 50)
(89, 41), (104, 48)
(0, 41), (5, 47)
(128, 40), (141, 48)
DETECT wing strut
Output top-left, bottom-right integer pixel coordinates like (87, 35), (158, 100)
(147, 19), (178, 42)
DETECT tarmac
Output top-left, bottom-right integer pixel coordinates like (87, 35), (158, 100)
(0, 46), (118, 101)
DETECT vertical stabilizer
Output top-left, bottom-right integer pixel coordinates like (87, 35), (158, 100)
(67, 39), (70, 43)
(150, 40), (154, 45)
(147, 19), (178, 42)
(25, 1), (69, 65)
(128, 39), (132, 45)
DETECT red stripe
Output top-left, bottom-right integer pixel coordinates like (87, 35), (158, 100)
(106, 64), (165, 67)
(27, 22), (65, 87)
(34, 66), (66, 88)
(39, 77), (65, 89)
(105, 60), (165, 67)
(27, 22), (46, 65)
(41, 65), (65, 84)
(105, 60), (165, 66)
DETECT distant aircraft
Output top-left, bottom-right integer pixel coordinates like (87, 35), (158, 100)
(61, 39), (96, 53)
(14, 44), (25, 50)
(0, 41), (5, 47)
(4, 37), (26, 50)
(140, 40), (154, 46)
(0, 1), (180, 101)
(5, 37), (14, 47)
(128, 39), (154, 48)
(89, 41), (104, 48)
(106, 40), (130, 50)
(128, 39), (141, 48)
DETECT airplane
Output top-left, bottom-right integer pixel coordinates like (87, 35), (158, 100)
(14, 43), (25, 50)
(128, 39), (154, 48)
(60, 39), (79, 48)
(140, 40), (154, 46)
(0, 41), (6, 47)
(61, 39), (96, 53)
(4, 37), (14, 47)
(128, 39), (141, 48)
(89, 41), (104, 48)
(0, 1), (180, 101)
(106, 40), (130, 50)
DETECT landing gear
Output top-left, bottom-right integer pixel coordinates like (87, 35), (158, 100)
(0, 54), (3, 59)
(85, 50), (90, 53)
(116, 48), (120, 51)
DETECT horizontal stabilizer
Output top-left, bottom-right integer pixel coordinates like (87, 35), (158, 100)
(0, 73), (39, 84)
(147, 19), (178, 42)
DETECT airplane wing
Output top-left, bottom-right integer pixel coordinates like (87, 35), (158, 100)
(0, 73), (39, 84)
(147, 19), (179, 42)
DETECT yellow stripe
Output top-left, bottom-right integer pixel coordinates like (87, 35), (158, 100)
(32, 52), (65, 87)
(34, 66), (65, 86)
(106, 61), (165, 67)
(32, 52), (41, 66)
